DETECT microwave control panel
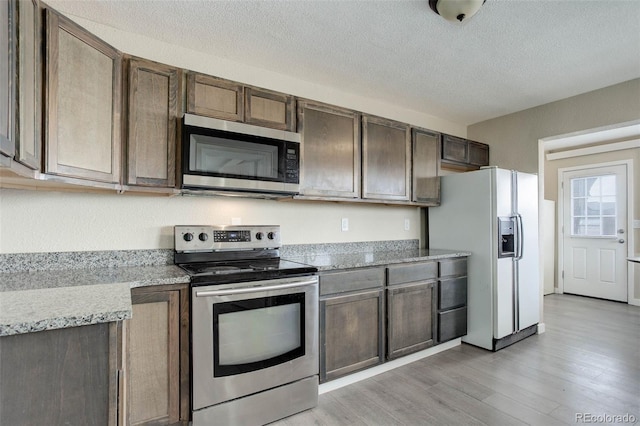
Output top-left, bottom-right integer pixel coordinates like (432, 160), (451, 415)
(285, 143), (299, 183)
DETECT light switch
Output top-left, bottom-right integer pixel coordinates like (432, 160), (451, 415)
(341, 218), (349, 232)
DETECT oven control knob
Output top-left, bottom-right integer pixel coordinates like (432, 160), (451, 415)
(255, 232), (264, 240)
(199, 232), (209, 242)
(267, 232), (276, 240)
(183, 232), (194, 242)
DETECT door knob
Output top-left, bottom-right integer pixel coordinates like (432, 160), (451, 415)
(618, 239), (625, 244)
(618, 229), (625, 234)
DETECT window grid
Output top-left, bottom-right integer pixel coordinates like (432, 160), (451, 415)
(570, 175), (616, 237)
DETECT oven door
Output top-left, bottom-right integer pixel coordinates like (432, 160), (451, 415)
(191, 275), (318, 410)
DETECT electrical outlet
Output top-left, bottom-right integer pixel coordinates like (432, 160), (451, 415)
(404, 218), (410, 231)
(341, 218), (349, 232)
(231, 217), (242, 225)
(633, 220), (640, 229)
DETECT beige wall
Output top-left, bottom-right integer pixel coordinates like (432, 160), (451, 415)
(0, 189), (421, 253)
(468, 79), (640, 174)
(468, 80), (640, 303)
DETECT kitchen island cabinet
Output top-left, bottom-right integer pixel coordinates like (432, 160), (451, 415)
(319, 267), (385, 382)
(362, 116), (411, 201)
(297, 100), (361, 198)
(122, 284), (190, 426)
(0, 322), (120, 426)
(45, 8), (123, 185)
(125, 57), (180, 189)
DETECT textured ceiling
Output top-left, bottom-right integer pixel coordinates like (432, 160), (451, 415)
(46, 0), (640, 126)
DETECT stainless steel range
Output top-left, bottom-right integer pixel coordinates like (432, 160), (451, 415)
(174, 225), (319, 426)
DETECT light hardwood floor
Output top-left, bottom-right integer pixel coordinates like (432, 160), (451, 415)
(274, 294), (640, 425)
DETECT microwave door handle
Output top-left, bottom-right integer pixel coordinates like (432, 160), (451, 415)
(195, 279), (318, 297)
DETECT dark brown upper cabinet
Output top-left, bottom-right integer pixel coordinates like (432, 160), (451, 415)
(468, 140), (489, 166)
(15, 0), (43, 170)
(126, 57), (180, 188)
(411, 128), (440, 205)
(0, 0), (16, 158)
(297, 100), (361, 198)
(186, 71), (295, 132)
(441, 134), (489, 170)
(362, 116), (411, 201)
(244, 86), (295, 131)
(186, 73), (243, 122)
(45, 9), (123, 184)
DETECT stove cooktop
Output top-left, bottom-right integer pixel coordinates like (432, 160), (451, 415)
(178, 258), (318, 285)
(174, 225), (317, 285)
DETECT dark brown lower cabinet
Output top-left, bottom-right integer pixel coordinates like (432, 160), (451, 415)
(0, 322), (119, 426)
(123, 284), (190, 426)
(320, 288), (385, 382)
(387, 281), (435, 359)
(437, 258), (469, 343)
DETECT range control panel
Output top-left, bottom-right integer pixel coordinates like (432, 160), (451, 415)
(174, 225), (281, 252)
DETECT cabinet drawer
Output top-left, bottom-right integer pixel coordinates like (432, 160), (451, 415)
(320, 267), (384, 296)
(439, 258), (467, 278)
(438, 307), (467, 342)
(387, 261), (438, 285)
(439, 277), (467, 310)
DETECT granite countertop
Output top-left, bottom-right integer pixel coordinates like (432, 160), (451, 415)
(286, 248), (470, 271)
(0, 244), (468, 337)
(0, 265), (189, 336)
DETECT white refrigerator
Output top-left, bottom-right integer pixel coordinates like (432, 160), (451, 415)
(429, 167), (540, 351)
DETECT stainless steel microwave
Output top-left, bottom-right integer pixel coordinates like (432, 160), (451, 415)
(181, 114), (301, 195)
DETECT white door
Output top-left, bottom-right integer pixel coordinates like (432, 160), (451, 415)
(561, 164), (628, 301)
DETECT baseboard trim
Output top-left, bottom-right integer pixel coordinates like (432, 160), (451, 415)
(629, 298), (640, 307)
(318, 338), (462, 395)
(537, 323), (546, 334)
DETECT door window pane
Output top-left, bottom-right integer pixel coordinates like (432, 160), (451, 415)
(570, 175), (616, 237)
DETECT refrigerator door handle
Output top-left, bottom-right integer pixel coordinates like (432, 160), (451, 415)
(515, 213), (524, 260)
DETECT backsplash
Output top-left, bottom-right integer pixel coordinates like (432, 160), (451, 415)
(0, 239), (420, 273)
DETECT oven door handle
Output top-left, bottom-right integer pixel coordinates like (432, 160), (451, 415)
(195, 279), (318, 297)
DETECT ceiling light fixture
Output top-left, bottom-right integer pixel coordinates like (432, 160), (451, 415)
(428, 0), (486, 23)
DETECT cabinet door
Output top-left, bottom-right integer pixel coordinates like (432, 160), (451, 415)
(245, 86), (295, 131)
(0, 323), (119, 426)
(298, 100), (360, 198)
(126, 57), (179, 187)
(441, 134), (468, 164)
(45, 10), (122, 183)
(15, 0), (42, 169)
(186, 72), (243, 122)
(0, 0), (15, 158)
(468, 140), (489, 166)
(412, 128), (440, 204)
(387, 281), (435, 359)
(320, 289), (384, 382)
(125, 286), (189, 425)
(362, 116), (411, 201)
